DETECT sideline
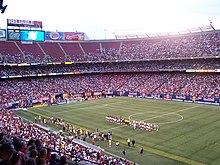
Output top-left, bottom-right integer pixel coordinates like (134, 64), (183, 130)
(45, 100), (128, 114)
(139, 144), (206, 165)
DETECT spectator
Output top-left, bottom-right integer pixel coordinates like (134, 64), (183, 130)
(0, 142), (15, 162)
(59, 156), (68, 165)
(36, 148), (47, 165)
(10, 152), (20, 165)
(25, 149), (38, 165)
(13, 141), (26, 165)
(49, 153), (59, 165)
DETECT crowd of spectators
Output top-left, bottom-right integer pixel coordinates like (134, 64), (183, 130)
(120, 32), (220, 60)
(0, 58), (219, 77)
(0, 109), (136, 165)
(1, 72), (218, 164)
(1, 30), (219, 165)
(0, 73), (219, 108)
(0, 31), (219, 63)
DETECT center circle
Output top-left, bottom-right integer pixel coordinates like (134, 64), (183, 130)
(128, 112), (183, 125)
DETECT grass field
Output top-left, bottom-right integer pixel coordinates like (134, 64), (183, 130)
(15, 97), (220, 165)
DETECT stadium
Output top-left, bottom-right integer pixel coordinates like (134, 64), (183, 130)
(0, 1), (220, 165)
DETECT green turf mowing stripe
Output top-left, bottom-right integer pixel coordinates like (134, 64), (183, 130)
(27, 108), (90, 130)
(115, 138), (206, 165)
(27, 108), (50, 119)
(140, 145), (206, 165)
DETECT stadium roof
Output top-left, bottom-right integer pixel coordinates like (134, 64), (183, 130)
(114, 24), (216, 39)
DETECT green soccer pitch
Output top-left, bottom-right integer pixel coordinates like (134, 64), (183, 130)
(15, 97), (220, 165)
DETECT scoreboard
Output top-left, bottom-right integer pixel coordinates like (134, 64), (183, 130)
(20, 30), (45, 41)
(7, 19), (44, 42)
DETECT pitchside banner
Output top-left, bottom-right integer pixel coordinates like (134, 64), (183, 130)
(7, 19), (43, 28)
(45, 31), (84, 41)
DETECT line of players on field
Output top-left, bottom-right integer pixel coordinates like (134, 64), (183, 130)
(105, 115), (159, 131)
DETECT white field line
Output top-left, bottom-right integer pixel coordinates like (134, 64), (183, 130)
(158, 113), (184, 125)
(108, 103), (171, 111)
(127, 106), (198, 122)
(103, 150), (139, 165)
(29, 106), (102, 115)
(53, 101), (128, 114)
(20, 116), (33, 122)
(143, 106), (198, 121)
(30, 101), (128, 115)
(128, 112), (184, 125)
(100, 125), (126, 132)
(29, 107), (55, 115)
(30, 103), (198, 132)
(106, 101), (128, 105)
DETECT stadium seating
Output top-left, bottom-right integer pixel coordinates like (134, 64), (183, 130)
(0, 31), (219, 63)
(59, 42), (84, 62)
(80, 42), (100, 61)
(0, 73), (219, 107)
(0, 30), (220, 165)
(0, 41), (22, 63)
(39, 42), (65, 62)
(16, 42), (45, 63)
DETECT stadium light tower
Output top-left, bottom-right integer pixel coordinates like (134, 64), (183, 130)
(0, 0), (7, 14)
(209, 19), (215, 30)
